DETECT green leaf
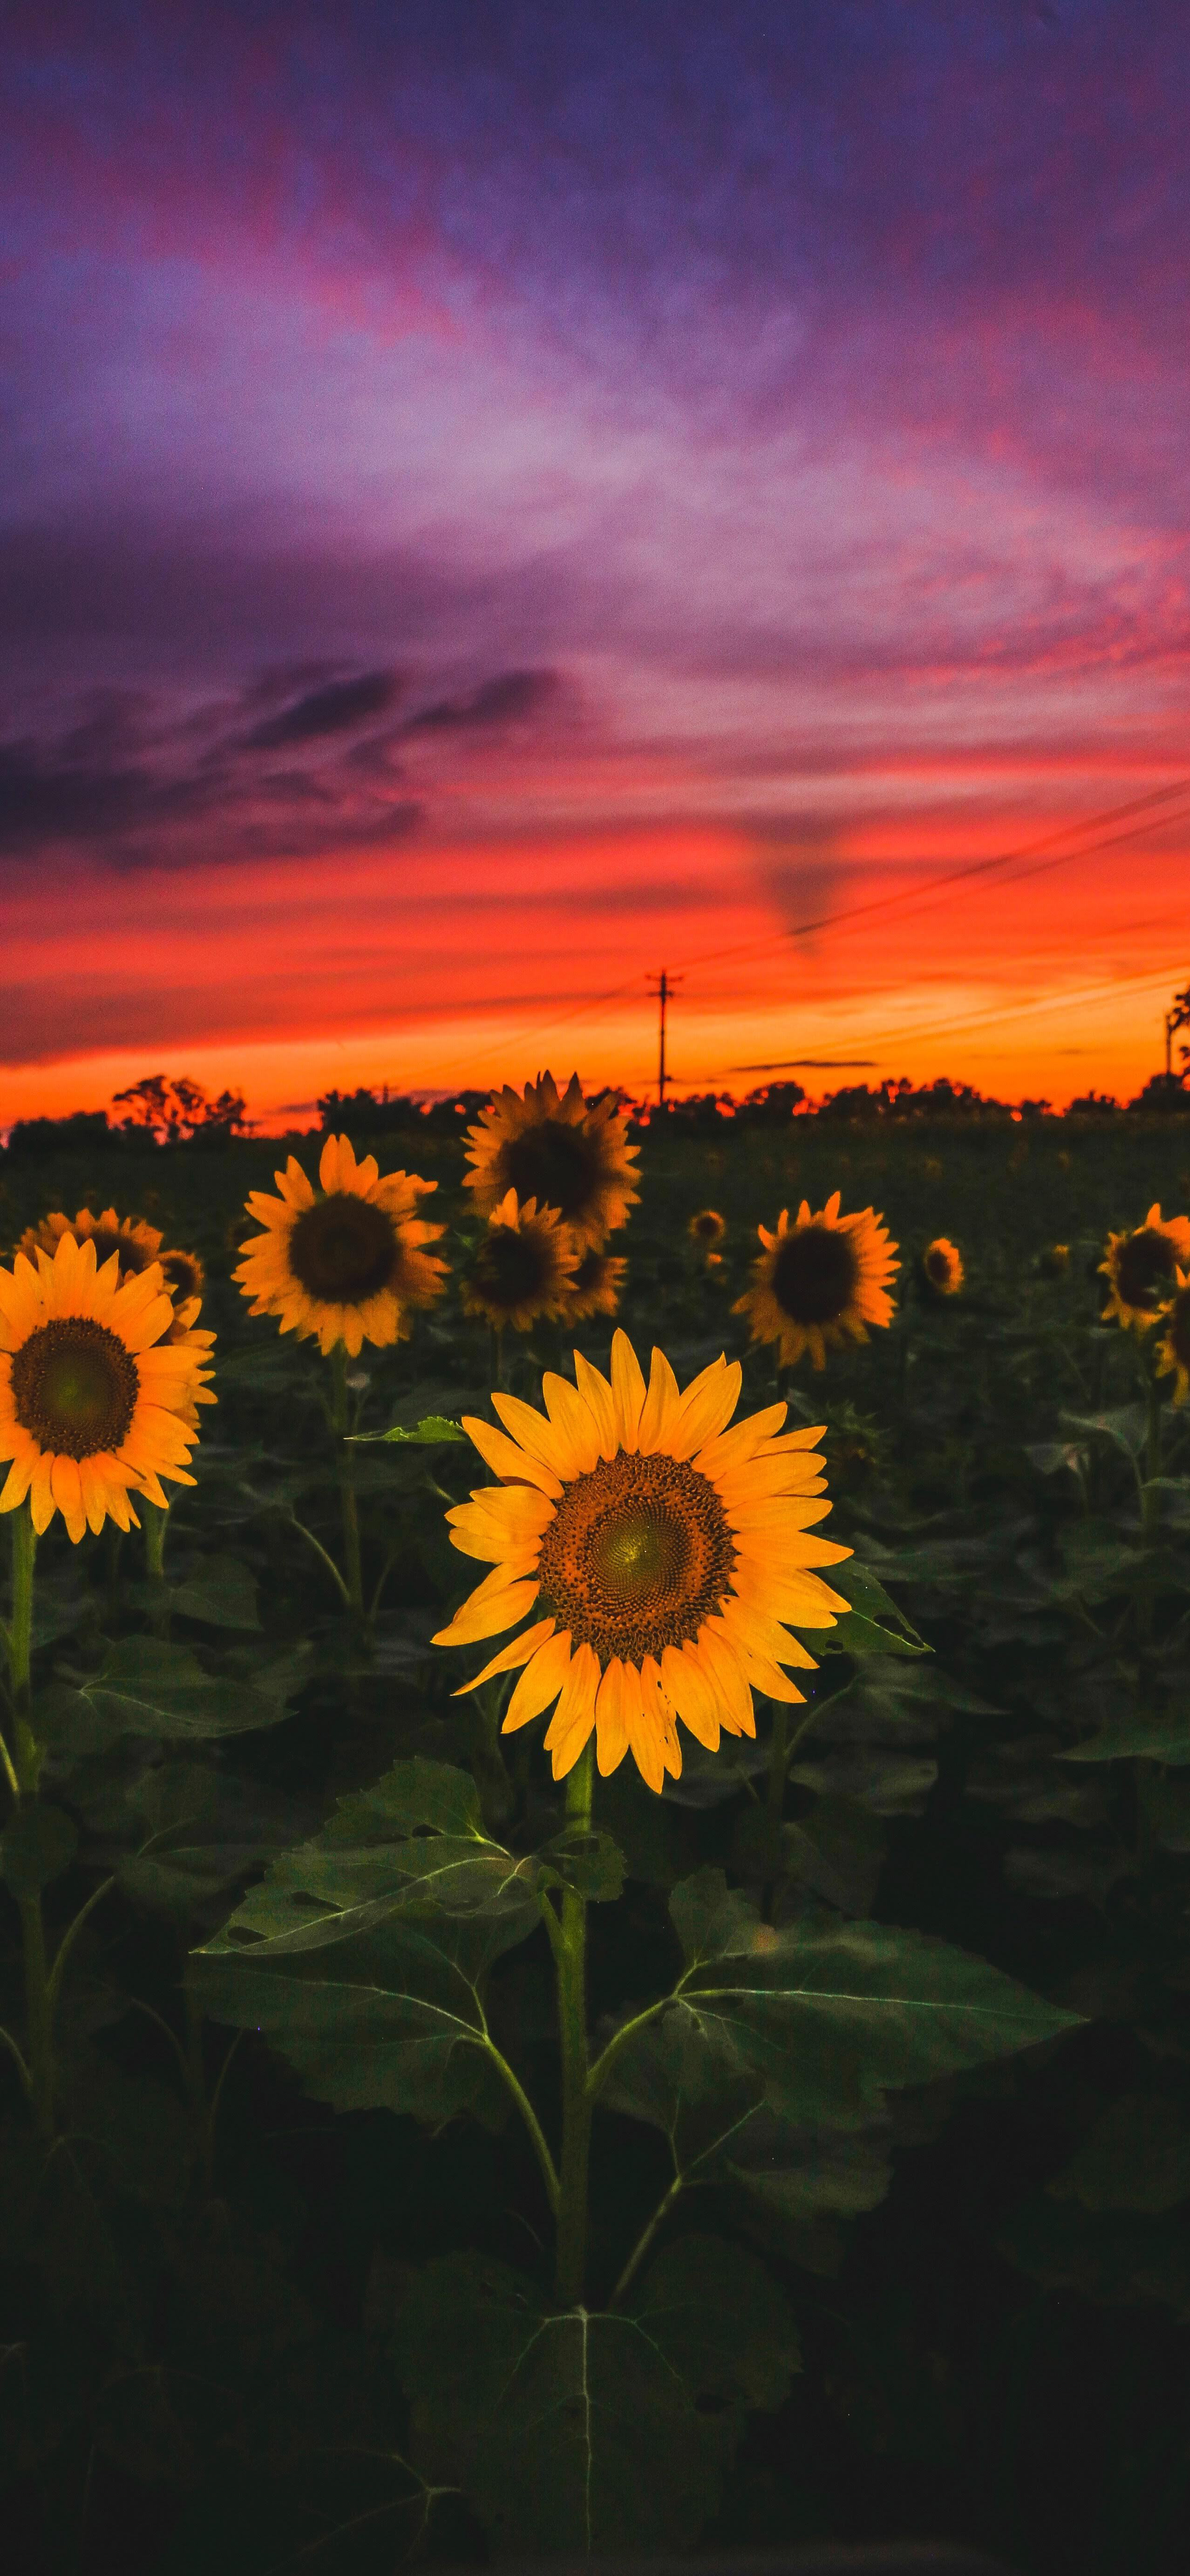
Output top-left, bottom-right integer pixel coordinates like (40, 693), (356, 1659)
(631, 2231), (799, 2410)
(196, 1927), (512, 2127)
(1048, 2094), (1190, 2216)
(532, 1826), (626, 1903)
(50, 1636), (287, 1744)
(394, 2252), (723, 2554)
(1062, 1706), (1190, 1765)
(617, 1869), (1084, 2130)
(826, 1611), (931, 1661)
(1060, 1403), (1149, 1458)
(167, 1553), (261, 1629)
(196, 1759), (542, 2124)
(0, 1801), (78, 1896)
(351, 1414), (467, 1445)
(202, 1758), (539, 1960)
(601, 2004), (893, 2253)
(830, 1559), (928, 1648)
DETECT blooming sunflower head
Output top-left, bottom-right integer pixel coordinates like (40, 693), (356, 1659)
(565, 1244), (626, 1320)
(463, 1072), (639, 1249)
(19, 1205), (164, 1283)
(432, 1328), (850, 1793)
(460, 1191), (580, 1333)
(233, 1134), (446, 1358)
(688, 1208), (726, 1249)
(1155, 1271), (1190, 1406)
(0, 1235), (214, 1541)
(733, 1193), (899, 1372)
(1100, 1204), (1190, 1331)
(921, 1237), (964, 1297)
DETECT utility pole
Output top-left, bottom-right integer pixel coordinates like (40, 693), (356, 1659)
(646, 969), (683, 1109)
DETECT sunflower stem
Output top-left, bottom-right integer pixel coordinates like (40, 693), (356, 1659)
(144, 1500), (170, 1637)
(7, 1512), (54, 2140)
(490, 1324), (506, 1391)
(553, 1739), (594, 2306)
(760, 1705), (790, 1921)
(328, 1343), (365, 1619)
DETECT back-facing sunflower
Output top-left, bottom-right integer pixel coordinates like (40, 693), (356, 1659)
(922, 1237), (964, 1297)
(461, 1191), (579, 1333)
(0, 1235), (213, 1540)
(734, 1192), (898, 1371)
(234, 1134), (446, 1357)
(1100, 1204), (1190, 1331)
(20, 1205), (164, 1281)
(463, 1072), (639, 1249)
(433, 1328), (850, 1792)
(565, 1243), (626, 1320)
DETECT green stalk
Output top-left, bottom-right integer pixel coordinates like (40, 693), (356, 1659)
(8, 1512), (54, 2139)
(553, 1740), (594, 2306)
(328, 1342), (365, 1619)
(144, 1499), (170, 1638)
(1143, 1368), (1163, 1540)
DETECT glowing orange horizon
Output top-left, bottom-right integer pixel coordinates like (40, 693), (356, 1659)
(3, 794), (1183, 1131)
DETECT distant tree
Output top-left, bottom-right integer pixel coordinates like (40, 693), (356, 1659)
(1128, 1072), (1190, 1116)
(111, 1075), (250, 1143)
(1163, 981), (1190, 1080)
(1066, 1091), (1120, 1116)
(3, 1110), (114, 1156)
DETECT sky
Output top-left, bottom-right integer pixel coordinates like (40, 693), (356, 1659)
(3, 0), (1189, 1126)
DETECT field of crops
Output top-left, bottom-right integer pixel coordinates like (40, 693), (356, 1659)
(3, 1099), (1190, 2576)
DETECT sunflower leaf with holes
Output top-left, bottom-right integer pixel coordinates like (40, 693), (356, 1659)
(194, 1758), (546, 2125)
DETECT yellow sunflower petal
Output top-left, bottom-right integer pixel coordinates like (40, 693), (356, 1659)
(610, 1329), (647, 1450)
(660, 1642), (722, 1752)
(453, 1617), (558, 1695)
(637, 1347), (681, 1454)
(572, 1351), (618, 1458)
(431, 1574), (542, 1646)
(543, 1644), (600, 1777)
(461, 1416), (565, 1497)
(669, 1356), (743, 1458)
(502, 1629), (575, 1732)
(594, 1657), (637, 1774)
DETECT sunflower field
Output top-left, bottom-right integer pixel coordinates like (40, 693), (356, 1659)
(2, 1083), (1190, 2576)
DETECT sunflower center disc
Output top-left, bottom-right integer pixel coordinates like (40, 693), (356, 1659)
(288, 1193), (396, 1302)
(772, 1224), (859, 1325)
(473, 1226), (551, 1308)
(501, 1119), (599, 1220)
(1116, 1227), (1177, 1311)
(537, 1450), (736, 1664)
(11, 1319), (140, 1459)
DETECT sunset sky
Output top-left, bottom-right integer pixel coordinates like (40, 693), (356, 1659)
(3, 0), (1189, 1127)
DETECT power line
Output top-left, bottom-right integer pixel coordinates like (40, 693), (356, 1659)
(397, 773), (1190, 1088)
(645, 969), (683, 1107)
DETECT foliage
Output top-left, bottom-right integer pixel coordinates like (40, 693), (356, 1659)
(4, 1112), (1190, 2573)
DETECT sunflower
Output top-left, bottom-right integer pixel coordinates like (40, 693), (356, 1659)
(1155, 1272), (1190, 1406)
(1100, 1204), (1190, 1331)
(463, 1072), (639, 1249)
(19, 1206), (164, 1282)
(734, 1193), (899, 1371)
(565, 1244), (626, 1320)
(922, 1237), (964, 1296)
(1037, 1243), (1070, 1278)
(234, 1134), (446, 1357)
(461, 1192), (580, 1333)
(0, 1236), (213, 1540)
(432, 1329), (850, 1792)
(688, 1209), (726, 1249)
(159, 1246), (205, 1306)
